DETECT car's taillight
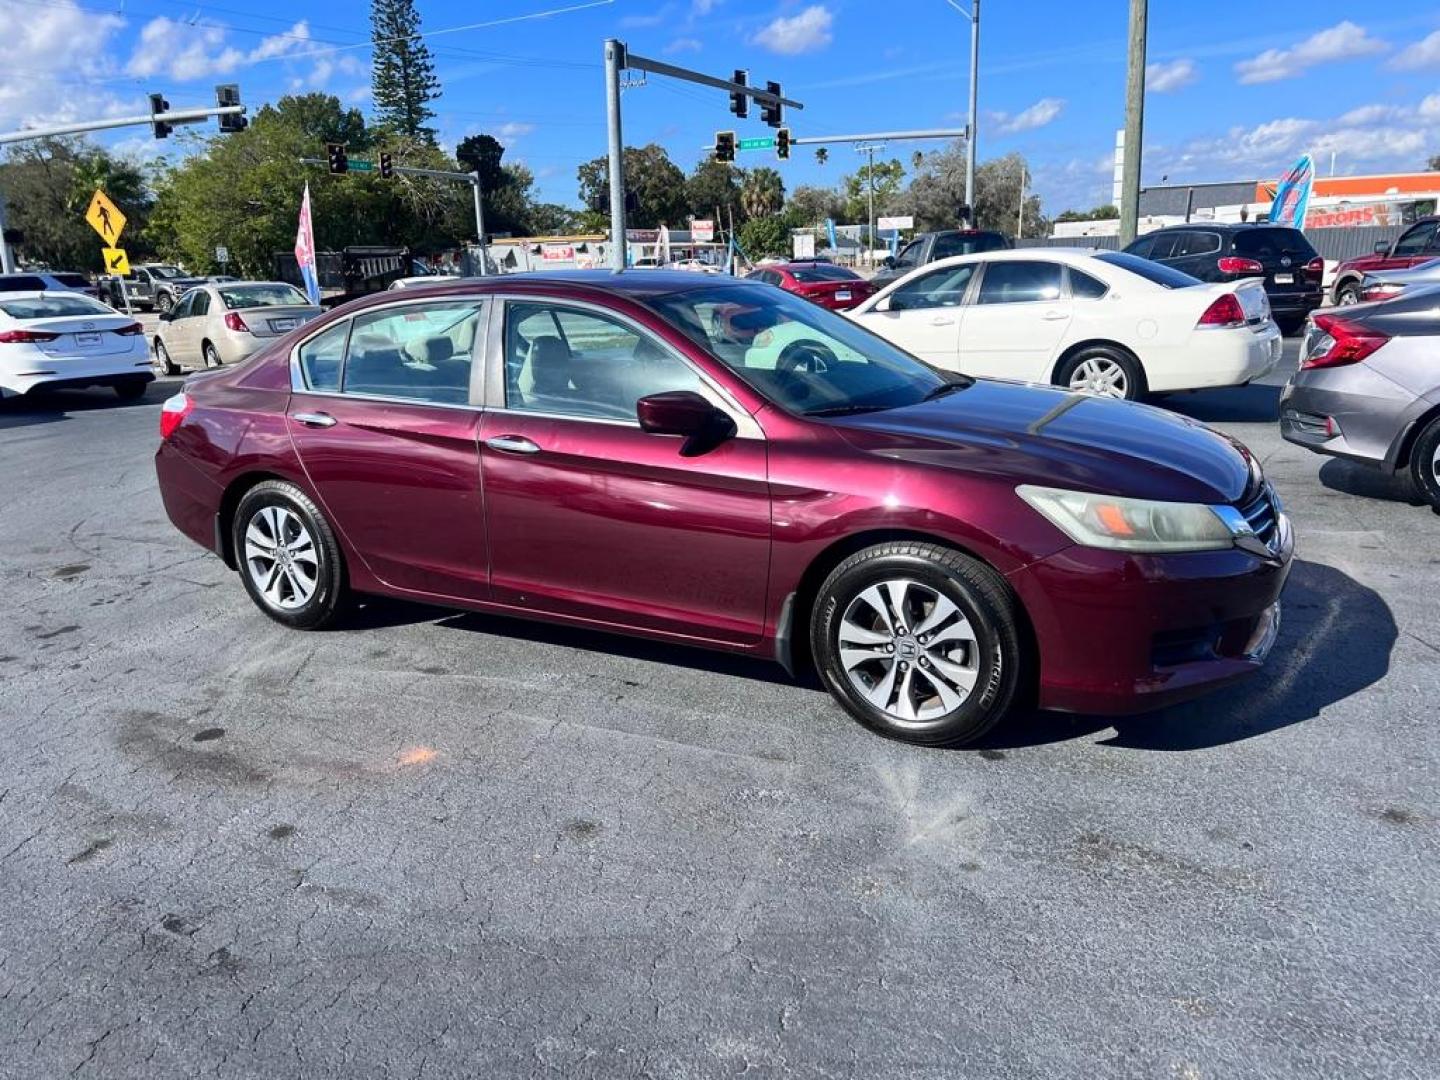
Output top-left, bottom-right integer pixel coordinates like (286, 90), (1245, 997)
(1217, 256), (1264, 275)
(1362, 283), (1404, 302)
(1197, 292), (1247, 328)
(0, 329), (61, 343)
(1302, 314), (1389, 370)
(1303, 256), (1324, 280)
(159, 392), (193, 439)
(112, 322), (144, 336)
(223, 312), (250, 333)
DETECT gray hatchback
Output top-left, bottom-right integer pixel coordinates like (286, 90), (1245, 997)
(1280, 288), (1440, 509)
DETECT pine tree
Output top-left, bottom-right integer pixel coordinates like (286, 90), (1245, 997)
(370, 0), (442, 143)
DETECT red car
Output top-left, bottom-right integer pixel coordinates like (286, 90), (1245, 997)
(1330, 216), (1440, 305)
(155, 272), (1292, 746)
(746, 261), (877, 310)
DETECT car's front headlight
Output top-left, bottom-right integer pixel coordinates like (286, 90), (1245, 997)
(1016, 485), (1235, 553)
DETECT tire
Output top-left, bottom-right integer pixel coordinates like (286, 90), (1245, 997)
(202, 341), (222, 368)
(1335, 282), (1362, 306)
(155, 292), (174, 315)
(810, 542), (1024, 747)
(232, 480), (348, 630)
(154, 339), (179, 376)
(1409, 415), (1440, 512)
(1054, 345), (1146, 402)
(113, 379), (148, 401)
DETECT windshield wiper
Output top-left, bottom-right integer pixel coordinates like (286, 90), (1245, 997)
(922, 378), (971, 402)
(805, 403), (891, 417)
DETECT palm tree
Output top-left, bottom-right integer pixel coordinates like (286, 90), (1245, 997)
(741, 167), (785, 220)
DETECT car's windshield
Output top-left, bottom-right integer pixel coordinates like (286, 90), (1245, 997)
(646, 282), (961, 417)
(148, 266), (186, 279)
(1095, 251), (1201, 289)
(0, 295), (113, 319)
(219, 284), (309, 310)
(789, 264), (859, 283)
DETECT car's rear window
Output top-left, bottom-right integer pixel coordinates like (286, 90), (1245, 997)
(219, 284), (309, 309)
(1233, 228), (1318, 260)
(52, 273), (90, 288)
(0, 295), (113, 319)
(790, 265), (860, 283)
(932, 232), (1010, 259)
(1095, 251), (1201, 289)
(0, 275), (48, 292)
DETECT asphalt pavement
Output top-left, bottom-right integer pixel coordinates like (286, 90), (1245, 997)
(1, 340), (1437, 1079)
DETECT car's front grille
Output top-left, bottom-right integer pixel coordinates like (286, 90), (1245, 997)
(1239, 484), (1280, 549)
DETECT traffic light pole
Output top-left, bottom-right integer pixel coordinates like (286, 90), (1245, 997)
(0, 104), (246, 146)
(603, 38), (803, 270)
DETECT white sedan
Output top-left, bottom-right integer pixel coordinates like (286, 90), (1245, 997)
(846, 248), (1282, 400)
(0, 291), (153, 401)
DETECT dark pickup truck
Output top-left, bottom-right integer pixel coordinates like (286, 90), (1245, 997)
(871, 229), (1013, 289)
(272, 246), (413, 308)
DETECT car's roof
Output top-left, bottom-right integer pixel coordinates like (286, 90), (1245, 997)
(471, 269), (752, 297)
(1148, 222), (1303, 232)
(915, 247), (1100, 268)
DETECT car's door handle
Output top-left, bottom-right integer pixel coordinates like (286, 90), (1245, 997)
(290, 411), (337, 428)
(929, 316), (955, 326)
(485, 434), (540, 454)
(1041, 310), (1069, 321)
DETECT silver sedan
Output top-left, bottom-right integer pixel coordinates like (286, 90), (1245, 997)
(1355, 257), (1440, 305)
(1280, 287), (1440, 509)
(153, 282), (322, 373)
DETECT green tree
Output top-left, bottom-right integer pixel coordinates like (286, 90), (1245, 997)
(890, 141), (1047, 237)
(456, 134), (507, 192)
(576, 144), (687, 228)
(787, 184), (846, 227)
(1428, 153), (1440, 172)
(1055, 204), (1119, 223)
(684, 157), (742, 222)
(842, 158), (905, 222)
(0, 139), (151, 272)
(741, 167), (785, 220)
(370, 0), (442, 143)
(738, 215), (790, 259)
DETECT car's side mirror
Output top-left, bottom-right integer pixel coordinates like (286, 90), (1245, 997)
(1374, 241), (1391, 256)
(881, 256), (896, 270)
(158, 311), (172, 322)
(881, 294), (902, 312)
(637, 391), (726, 437)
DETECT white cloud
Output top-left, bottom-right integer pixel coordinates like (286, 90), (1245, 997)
(664, 37), (702, 54)
(1234, 21), (1386, 84)
(1336, 103), (1402, 126)
(1417, 94), (1440, 120)
(0, 0), (130, 130)
(126, 18), (311, 81)
(1390, 29), (1440, 71)
(692, 0), (720, 13)
(752, 5), (833, 55)
(495, 122), (535, 146)
(1146, 58), (1197, 93)
(995, 98), (1065, 133)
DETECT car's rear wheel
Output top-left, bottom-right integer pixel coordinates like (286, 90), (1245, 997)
(1336, 282), (1362, 306)
(203, 341), (222, 368)
(810, 542), (1023, 747)
(1409, 416), (1440, 511)
(233, 481), (347, 630)
(1054, 345), (1145, 401)
(154, 339), (179, 376)
(155, 292), (174, 315)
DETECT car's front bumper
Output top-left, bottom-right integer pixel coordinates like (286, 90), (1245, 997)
(1279, 363), (1422, 470)
(1008, 515), (1294, 715)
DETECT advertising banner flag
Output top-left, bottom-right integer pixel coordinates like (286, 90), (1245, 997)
(1268, 154), (1315, 229)
(294, 183), (321, 306)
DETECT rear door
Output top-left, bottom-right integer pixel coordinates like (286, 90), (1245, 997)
(286, 297), (490, 601)
(860, 262), (976, 366)
(959, 260), (1071, 380)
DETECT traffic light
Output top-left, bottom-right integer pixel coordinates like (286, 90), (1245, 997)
(379, 152), (394, 179)
(714, 131), (736, 164)
(729, 69), (749, 120)
(326, 143), (349, 175)
(215, 84), (247, 133)
(149, 94), (172, 140)
(776, 128), (791, 160)
(760, 81), (783, 128)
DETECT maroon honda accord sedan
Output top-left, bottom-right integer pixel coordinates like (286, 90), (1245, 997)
(155, 270), (1292, 746)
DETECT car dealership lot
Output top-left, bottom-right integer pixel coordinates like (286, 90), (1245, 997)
(0, 345), (1436, 1078)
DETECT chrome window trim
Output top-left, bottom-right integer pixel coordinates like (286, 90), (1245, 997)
(487, 294), (764, 440)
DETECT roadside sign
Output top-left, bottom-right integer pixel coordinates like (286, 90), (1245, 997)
(85, 189), (126, 244)
(215, 245), (229, 264)
(691, 219), (714, 242)
(877, 215), (914, 231)
(347, 159), (376, 173)
(541, 244), (575, 261)
(793, 233), (816, 259)
(101, 247), (130, 275)
(739, 137), (774, 151)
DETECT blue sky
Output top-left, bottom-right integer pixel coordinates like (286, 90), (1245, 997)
(6, 0), (1440, 215)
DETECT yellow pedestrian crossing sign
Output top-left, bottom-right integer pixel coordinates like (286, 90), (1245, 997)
(101, 247), (130, 276)
(85, 189), (127, 244)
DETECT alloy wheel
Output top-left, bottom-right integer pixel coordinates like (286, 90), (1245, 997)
(837, 578), (981, 727)
(1067, 356), (1128, 399)
(243, 505), (319, 611)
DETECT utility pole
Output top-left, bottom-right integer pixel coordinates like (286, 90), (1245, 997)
(967, 0), (980, 215)
(604, 39), (627, 270)
(856, 143), (883, 266)
(0, 190), (14, 274)
(1017, 163), (1027, 240)
(1118, 0), (1147, 246)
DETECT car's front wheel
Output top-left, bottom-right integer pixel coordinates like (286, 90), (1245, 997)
(154, 339), (179, 376)
(1335, 282), (1362, 306)
(811, 542), (1023, 747)
(154, 292), (174, 315)
(232, 480), (347, 630)
(1409, 415), (1440, 512)
(1054, 345), (1145, 401)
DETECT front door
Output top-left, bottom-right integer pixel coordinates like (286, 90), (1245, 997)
(164, 291), (201, 366)
(286, 297), (491, 602)
(479, 299), (771, 645)
(957, 259), (1072, 381)
(859, 262), (976, 369)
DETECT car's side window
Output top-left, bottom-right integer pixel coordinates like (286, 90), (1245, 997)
(1176, 231), (1220, 257)
(191, 291), (210, 317)
(1147, 233), (1182, 261)
(889, 263), (977, 310)
(297, 321), (349, 392)
(976, 261), (1063, 305)
(894, 241), (922, 269)
(1393, 222), (1437, 256)
(340, 301), (482, 405)
(504, 302), (704, 422)
(1068, 267), (1109, 299)
(1126, 236), (1154, 259)
(170, 293), (194, 320)
(931, 234), (965, 259)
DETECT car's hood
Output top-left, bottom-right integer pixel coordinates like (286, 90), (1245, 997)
(830, 378), (1253, 505)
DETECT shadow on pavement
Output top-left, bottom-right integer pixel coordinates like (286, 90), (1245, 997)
(986, 558), (1396, 752)
(1318, 457), (1427, 507)
(0, 380), (176, 429)
(1160, 382), (1282, 424)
